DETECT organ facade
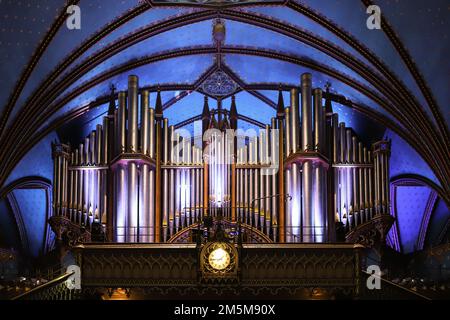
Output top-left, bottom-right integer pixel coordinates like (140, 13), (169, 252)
(50, 72), (392, 245)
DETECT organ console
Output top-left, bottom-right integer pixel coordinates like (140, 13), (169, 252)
(51, 73), (391, 244)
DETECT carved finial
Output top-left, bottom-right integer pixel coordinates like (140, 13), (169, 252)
(155, 86), (163, 119)
(107, 84), (116, 115)
(276, 85), (285, 119)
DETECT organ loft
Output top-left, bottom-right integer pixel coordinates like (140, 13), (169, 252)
(1, 3), (448, 301)
(46, 70), (395, 299)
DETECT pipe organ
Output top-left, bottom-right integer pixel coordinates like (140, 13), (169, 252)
(51, 73), (391, 244)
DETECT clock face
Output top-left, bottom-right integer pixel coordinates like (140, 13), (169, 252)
(208, 247), (231, 271)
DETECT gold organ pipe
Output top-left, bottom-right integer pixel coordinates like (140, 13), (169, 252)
(128, 75), (139, 153)
(141, 90), (150, 155)
(155, 115), (162, 242)
(314, 88), (323, 151)
(285, 107), (291, 157)
(277, 115), (285, 242)
(149, 108), (155, 158)
(118, 92), (127, 153)
(352, 136), (359, 227)
(271, 117), (278, 239)
(301, 73), (313, 242)
(265, 124), (271, 235)
(291, 88), (300, 153)
(162, 118), (169, 241)
(358, 142), (364, 223)
(368, 150), (373, 219)
(363, 147), (369, 222)
(259, 130), (265, 230)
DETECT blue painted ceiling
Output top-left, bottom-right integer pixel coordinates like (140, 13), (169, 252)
(1, 1), (447, 131)
(0, 0), (448, 256)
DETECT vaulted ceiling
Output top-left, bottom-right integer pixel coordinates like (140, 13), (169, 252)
(0, 0), (448, 204)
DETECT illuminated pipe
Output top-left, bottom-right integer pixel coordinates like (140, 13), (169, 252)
(259, 130), (265, 230)
(199, 148), (204, 221)
(196, 147), (201, 222)
(332, 114), (340, 222)
(267, 118), (279, 236)
(149, 108), (155, 158)
(363, 147), (369, 222)
(169, 125), (175, 236)
(237, 145), (241, 220)
(191, 145), (196, 223)
(116, 164), (127, 242)
(332, 114), (339, 163)
(314, 88), (326, 242)
(89, 132), (96, 224)
(89, 130), (95, 163)
(339, 123), (346, 163)
(345, 129), (353, 228)
(285, 107), (291, 157)
(374, 151), (379, 215)
(101, 118), (109, 223)
(84, 137), (90, 224)
(381, 151), (386, 214)
(180, 136), (186, 226)
(384, 151), (389, 214)
(52, 150), (57, 215)
(113, 109), (118, 157)
(95, 126), (101, 165)
(301, 73), (312, 151)
(128, 75), (139, 153)
(352, 136), (359, 227)
(175, 132), (181, 231)
(96, 126), (102, 218)
(54, 153), (60, 215)
(241, 147), (246, 223)
(291, 88), (300, 153)
(313, 88), (323, 151)
(118, 92), (127, 153)
(265, 125), (271, 234)
(61, 154), (67, 216)
(140, 164), (150, 242)
(162, 119), (169, 239)
(102, 117), (109, 165)
(68, 152), (75, 221)
(192, 146), (197, 222)
(368, 150), (373, 219)
(57, 153), (61, 216)
(302, 161), (312, 242)
(141, 90), (149, 155)
(245, 144), (250, 225)
(59, 154), (63, 216)
(139, 92), (150, 238)
(271, 118), (278, 238)
(313, 163), (323, 242)
(300, 74), (313, 242)
(78, 144), (84, 223)
(149, 169), (155, 242)
(358, 142), (364, 223)
(253, 137), (259, 228)
(72, 150), (78, 221)
(236, 148), (241, 221)
(96, 126), (102, 221)
(285, 168), (292, 242)
(128, 162), (138, 242)
(185, 137), (191, 225)
(291, 161), (300, 241)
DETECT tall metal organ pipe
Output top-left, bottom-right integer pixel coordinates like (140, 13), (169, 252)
(50, 72), (392, 246)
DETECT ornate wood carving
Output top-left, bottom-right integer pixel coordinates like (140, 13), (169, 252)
(74, 243), (362, 298)
(346, 214), (394, 251)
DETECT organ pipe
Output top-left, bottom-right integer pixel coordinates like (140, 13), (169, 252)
(51, 73), (391, 245)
